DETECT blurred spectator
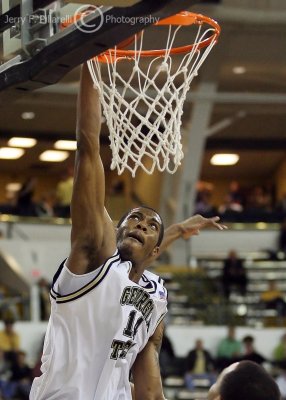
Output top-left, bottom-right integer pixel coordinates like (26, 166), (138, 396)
(228, 181), (244, 206)
(0, 191), (17, 215)
(55, 167), (73, 218)
(218, 194), (243, 222)
(244, 185), (274, 223)
(273, 333), (286, 364)
(195, 192), (216, 217)
(278, 219), (286, 254)
(184, 339), (216, 389)
(0, 319), (20, 363)
(219, 194), (243, 214)
(221, 250), (248, 299)
(9, 350), (32, 400)
(195, 182), (216, 217)
(239, 335), (266, 365)
(0, 348), (12, 397)
(260, 280), (286, 317)
(216, 326), (241, 371)
(247, 185), (271, 211)
(38, 278), (51, 321)
(159, 331), (176, 378)
(159, 331), (185, 378)
(16, 177), (37, 217)
(36, 192), (55, 218)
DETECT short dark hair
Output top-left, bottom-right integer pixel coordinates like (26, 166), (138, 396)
(220, 361), (280, 400)
(242, 335), (254, 344)
(117, 206), (164, 247)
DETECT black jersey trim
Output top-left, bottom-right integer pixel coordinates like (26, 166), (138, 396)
(52, 259), (66, 290)
(50, 252), (120, 303)
(158, 277), (165, 286)
(140, 273), (157, 294)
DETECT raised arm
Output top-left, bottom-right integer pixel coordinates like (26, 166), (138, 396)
(159, 215), (227, 255)
(132, 321), (166, 400)
(67, 64), (116, 274)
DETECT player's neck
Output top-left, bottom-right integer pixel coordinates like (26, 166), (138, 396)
(129, 266), (144, 283)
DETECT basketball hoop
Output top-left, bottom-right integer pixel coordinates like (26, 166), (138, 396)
(87, 11), (221, 177)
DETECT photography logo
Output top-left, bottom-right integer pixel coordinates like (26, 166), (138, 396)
(74, 5), (104, 33)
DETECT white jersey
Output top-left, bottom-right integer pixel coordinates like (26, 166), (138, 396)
(30, 251), (167, 400)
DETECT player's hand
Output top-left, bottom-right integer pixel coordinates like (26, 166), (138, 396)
(179, 215), (228, 239)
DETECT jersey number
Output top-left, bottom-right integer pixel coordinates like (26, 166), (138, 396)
(123, 310), (144, 339)
(110, 310), (144, 360)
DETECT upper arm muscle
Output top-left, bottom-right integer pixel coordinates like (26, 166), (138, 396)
(67, 64), (116, 274)
(132, 322), (165, 400)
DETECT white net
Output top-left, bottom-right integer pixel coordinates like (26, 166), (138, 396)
(87, 18), (218, 177)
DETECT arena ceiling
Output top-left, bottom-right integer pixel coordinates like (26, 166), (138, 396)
(0, 0), (286, 182)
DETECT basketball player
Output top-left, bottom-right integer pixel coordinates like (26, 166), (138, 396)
(208, 360), (280, 400)
(30, 64), (226, 400)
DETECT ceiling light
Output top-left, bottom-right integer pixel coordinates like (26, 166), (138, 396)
(0, 147), (24, 159)
(8, 137), (37, 148)
(54, 140), (77, 151)
(6, 182), (21, 192)
(21, 111), (35, 120)
(39, 150), (69, 162)
(210, 153), (239, 166)
(232, 66), (246, 74)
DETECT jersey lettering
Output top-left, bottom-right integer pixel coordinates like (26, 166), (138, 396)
(119, 340), (134, 359)
(111, 286), (156, 360)
(123, 310), (144, 339)
(120, 286), (154, 322)
(110, 340), (125, 360)
(110, 339), (134, 360)
(123, 310), (136, 337)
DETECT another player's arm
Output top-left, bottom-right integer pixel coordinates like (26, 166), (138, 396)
(132, 321), (166, 400)
(158, 215), (227, 256)
(67, 64), (116, 274)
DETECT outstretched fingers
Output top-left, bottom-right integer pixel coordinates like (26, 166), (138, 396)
(209, 216), (228, 230)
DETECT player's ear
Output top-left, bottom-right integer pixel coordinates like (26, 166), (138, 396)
(151, 246), (160, 257)
(145, 246), (159, 264)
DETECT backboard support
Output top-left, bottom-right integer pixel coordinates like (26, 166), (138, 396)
(0, 0), (207, 102)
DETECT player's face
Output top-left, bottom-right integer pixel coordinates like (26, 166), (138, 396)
(208, 362), (239, 400)
(116, 207), (162, 264)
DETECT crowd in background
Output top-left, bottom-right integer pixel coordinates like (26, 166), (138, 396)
(0, 318), (39, 400)
(160, 326), (286, 399)
(0, 176), (286, 397)
(0, 168), (73, 219)
(220, 250), (286, 316)
(1, 247), (286, 323)
(195, 180), (286, 223)
(0, 176), (286, 224)
(1, 321), (286, 399)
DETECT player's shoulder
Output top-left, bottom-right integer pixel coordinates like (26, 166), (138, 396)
(143, 270), (165, 286)
(140, 270), (167, 301)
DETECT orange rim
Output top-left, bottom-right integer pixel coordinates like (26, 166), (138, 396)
(96, 11), (221, 63)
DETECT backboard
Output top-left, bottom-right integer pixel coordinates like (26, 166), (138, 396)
(0, 0), (206, 101)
